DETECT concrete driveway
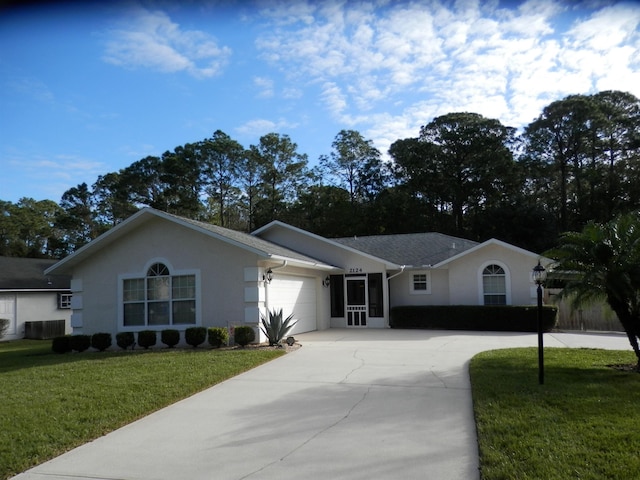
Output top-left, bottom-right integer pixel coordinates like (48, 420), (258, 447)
(13, 329), (631, 480)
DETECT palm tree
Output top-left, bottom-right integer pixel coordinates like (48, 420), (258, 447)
(547, 212), (640, 368)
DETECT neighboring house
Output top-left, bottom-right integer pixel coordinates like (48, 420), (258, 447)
(45, 208), (549, 342)
(0, 256), (72, 341)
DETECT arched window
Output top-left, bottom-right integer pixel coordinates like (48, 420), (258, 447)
(148, 263), (170, 276)
(123, 262), (196, 327)
(482, 264), (506, 305)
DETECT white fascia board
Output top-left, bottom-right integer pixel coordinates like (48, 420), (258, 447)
(45, 209), (326, 276)
(45, 208), (152, 275)
(0, 288), (71, 293)
(46, 208), (279, 276)
(254, 221), (401, 270)
(267, 254), (338, 271)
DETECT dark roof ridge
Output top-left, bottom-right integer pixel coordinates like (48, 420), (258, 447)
(334, 231), (476, 242)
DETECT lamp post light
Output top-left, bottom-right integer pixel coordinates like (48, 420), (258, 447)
(263, 268), (273, 284)
(532, 261), (547, 385)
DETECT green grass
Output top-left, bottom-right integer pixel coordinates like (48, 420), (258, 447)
(470, 347), (640, 480)
(0, 340), (285, 479)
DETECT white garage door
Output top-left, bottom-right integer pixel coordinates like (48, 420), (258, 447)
(268, 275), (317, 334)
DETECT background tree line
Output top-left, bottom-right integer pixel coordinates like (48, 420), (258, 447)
(2, 90), (639, 259)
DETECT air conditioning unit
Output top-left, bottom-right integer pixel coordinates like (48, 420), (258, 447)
(24, 320), (66, 339)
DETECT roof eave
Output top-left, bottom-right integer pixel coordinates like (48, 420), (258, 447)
(432, 238), (551, 268)
(45, 208), (152, 275)
(267, 254), (338, 271)
(46, 208), (280, 275)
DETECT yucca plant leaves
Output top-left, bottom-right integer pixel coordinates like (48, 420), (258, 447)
(260, 308), (297, 346)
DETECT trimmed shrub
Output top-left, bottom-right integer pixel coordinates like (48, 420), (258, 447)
(207, 327), (229, 348)
(116, 331), (135, 350)
(69, 334), (91, 352)
(234, 326), (255, 347)
(390, 305), (558, 332)
(51, 335), (71, 354)
(185, 327), (207, 348)
(137, 330), (157, 349)
(0, 318), (9, 339)
(91, 333), (112, 352)
(161, 329), (180, 348)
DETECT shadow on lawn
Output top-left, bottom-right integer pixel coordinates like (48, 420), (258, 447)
(0, 341), (208, 374)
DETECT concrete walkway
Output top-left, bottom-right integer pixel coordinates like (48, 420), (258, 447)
(13, 330), (631, 480)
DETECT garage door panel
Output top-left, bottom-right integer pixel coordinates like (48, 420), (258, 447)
(268, 275), (316, 334)
(0, 294), (17, 336)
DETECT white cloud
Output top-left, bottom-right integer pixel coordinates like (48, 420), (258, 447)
(103, 8), (231, 78)
(321, 82), (348, 118)
(235, 118), (299, 138)
(255, 0), (317, 26)
(253, 76), (274, 98)
(282, 86), (303, 99)
(8, 77), (55, 103)
(566, 3), (640, 51)
(254, 0), (640, 157)
(5, 151), (107, 201)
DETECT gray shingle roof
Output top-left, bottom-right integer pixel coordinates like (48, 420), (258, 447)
(0, 256), (70, 290)
(163, 212), (333, 266)
(332, 232), (479, 267)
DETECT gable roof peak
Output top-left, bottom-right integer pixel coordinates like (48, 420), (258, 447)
(46, 208), (334, 275)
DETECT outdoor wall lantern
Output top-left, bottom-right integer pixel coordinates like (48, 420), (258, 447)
(532, 260), (547, 385)
(263, 268), (273, 284)
(322, 275), (331, 288)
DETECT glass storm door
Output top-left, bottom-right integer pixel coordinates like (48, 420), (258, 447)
(346, 277), (367, 327)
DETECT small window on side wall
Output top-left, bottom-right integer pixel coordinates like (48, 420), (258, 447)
(58, 293), (72, 309)
(410, 272), (431, 294)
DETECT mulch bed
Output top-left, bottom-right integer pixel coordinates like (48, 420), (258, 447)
(226, 342), (301, 353)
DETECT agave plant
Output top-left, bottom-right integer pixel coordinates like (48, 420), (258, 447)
(260, 308), (297, 346)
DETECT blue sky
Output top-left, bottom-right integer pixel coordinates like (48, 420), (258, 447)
(1, 0), (639, 204)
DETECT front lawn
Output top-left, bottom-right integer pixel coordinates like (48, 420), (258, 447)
(0, 340), (284, 479)
(470, 348), (640, 480)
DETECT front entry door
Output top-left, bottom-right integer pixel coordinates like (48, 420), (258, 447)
(346, 277), (367, 327)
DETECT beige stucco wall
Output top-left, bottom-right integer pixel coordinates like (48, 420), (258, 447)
(389, 243), (540, 307)
(389, 268), (450, 307)
(69, 217), (262, 336)
(447, 243), (539, 305)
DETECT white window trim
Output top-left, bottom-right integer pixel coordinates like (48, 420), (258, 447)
(118, 259), (202, 330)
(477, 260), (511, 305)
(409, 271), (432, 295)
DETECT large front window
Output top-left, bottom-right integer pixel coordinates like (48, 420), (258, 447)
(123, 263), (196, 327)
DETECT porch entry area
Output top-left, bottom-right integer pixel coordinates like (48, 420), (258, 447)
(346, 277), (367, 327)
(330, 273), (384, 328)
